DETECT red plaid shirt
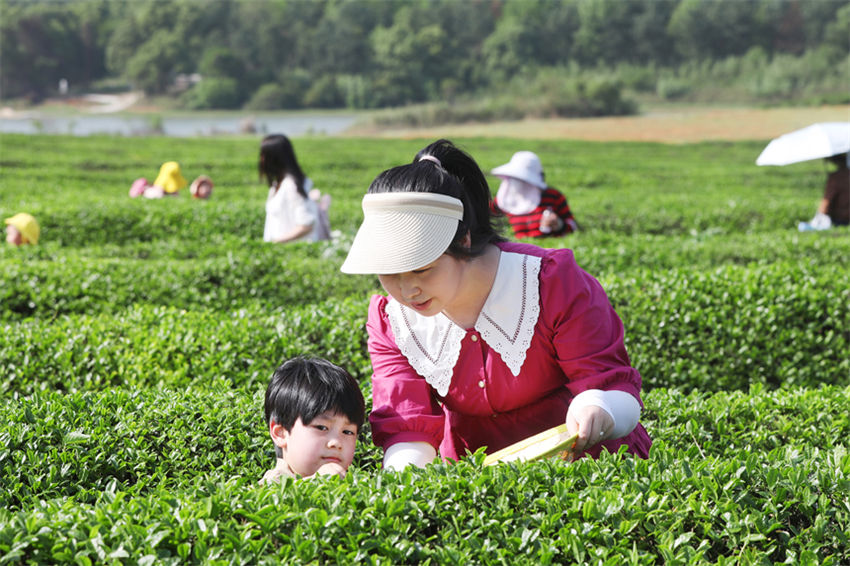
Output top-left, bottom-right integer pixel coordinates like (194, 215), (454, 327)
(493, 187), (577, 238)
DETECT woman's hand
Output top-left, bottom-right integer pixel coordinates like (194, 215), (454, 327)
(539, 209), (564, 234)
(566, 403), (615, 455)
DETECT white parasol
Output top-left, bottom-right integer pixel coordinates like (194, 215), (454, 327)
(756, 122), (850, 166)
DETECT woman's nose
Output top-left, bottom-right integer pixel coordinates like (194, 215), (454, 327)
(400, 279), (420, 299)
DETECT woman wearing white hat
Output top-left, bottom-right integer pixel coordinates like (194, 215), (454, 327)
(490, 151), (577, 239)
(341, 139), (650, 471)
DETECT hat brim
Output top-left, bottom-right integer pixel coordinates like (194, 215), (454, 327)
(491, 164), (547, 189)
(341, 193), (464, 274)
(341, 210), (458, 274)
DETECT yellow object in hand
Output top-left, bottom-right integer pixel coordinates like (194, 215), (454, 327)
(483, 424), (578, 466)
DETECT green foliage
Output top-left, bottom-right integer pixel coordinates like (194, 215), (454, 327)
(1, 385), (848, 562)
(303, 75), (344, 109)
(1, 134), (849, 563)
(369, 69), (637, 128)
(0, 300), (374, 396)
(615, 262), (849, 392)
(2, 0), (847, 111)
(244, 81), (306, 111)
(179, 77), (243, 110)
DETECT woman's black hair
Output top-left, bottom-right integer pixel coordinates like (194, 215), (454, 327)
(264, 356), (365, 431)
(258, 134), (307, 197)
(367, 139), (505, 259)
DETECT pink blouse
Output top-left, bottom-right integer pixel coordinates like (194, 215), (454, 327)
(367, 241), (652, 461)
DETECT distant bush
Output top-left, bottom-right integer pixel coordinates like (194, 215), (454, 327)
(303, 75), (344, 109)
(244, 83), (298, 110)
(656, 77), (692, 100)
(244, 69), (313, 110)
(180, 78), (243, 110)
(370, 70), (637, 128)
(537, 77), (638, 117)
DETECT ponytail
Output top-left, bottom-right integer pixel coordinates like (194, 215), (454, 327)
(368, 139), (504, 259)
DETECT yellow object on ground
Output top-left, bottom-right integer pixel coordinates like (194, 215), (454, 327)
(154, 161), (188, 194)
(4, 212), (40, 244)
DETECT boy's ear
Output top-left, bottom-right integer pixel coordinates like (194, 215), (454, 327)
(269, 420), (289, 449)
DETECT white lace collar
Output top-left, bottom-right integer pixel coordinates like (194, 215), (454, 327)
(385, 251), (541, 396)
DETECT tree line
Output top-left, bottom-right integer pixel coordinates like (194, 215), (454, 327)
(1, 0), (848, 116)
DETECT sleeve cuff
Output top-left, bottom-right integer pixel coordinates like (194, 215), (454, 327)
(568, 389), (641, 439)
(383, 441), (437, 471)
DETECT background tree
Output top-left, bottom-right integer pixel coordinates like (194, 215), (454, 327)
(667, 0), (770, 60)
(0, 2), (98, 100)
(1, 0), (846, 111)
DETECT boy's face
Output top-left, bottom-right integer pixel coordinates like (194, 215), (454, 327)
(272, 411), (358, 477)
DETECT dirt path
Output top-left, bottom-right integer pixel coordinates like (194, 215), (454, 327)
(80, 92), (143, 113)
(348, 104), (850, 142)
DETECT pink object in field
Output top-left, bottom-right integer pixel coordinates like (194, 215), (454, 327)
(129, 177), (149, 198)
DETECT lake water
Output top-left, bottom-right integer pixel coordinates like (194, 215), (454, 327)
(0, 113), (359, 137)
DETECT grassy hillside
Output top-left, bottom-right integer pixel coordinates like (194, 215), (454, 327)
(1, 133), (848, 564)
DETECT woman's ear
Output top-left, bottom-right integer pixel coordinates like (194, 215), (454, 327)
(461, 231), (472, 249)
(269, 420), (289, 450)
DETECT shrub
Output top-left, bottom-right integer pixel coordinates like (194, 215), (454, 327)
(303, 75), (344, 109)
(180, 78), (243, 110)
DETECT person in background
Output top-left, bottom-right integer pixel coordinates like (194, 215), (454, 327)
(800, 153), (850, 231)
(341, 139), (650, 472)
(260, 356), (366, 483)
(490, 151), (578, 239)
(129, 161), (189, 199)
(4, 212), (40, 246)
(259, 134), (330, 243)
(189, 175), (214, 199)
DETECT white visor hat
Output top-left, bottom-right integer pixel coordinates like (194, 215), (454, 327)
(341, 192), (463, 274)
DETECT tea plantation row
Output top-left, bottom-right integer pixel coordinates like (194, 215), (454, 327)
(2, 229), (849, 318)
(1, 384), (848, 563)
(1, 259), (846, 395)
(2, 133), (848, 564)
(0, 133), (833, 246)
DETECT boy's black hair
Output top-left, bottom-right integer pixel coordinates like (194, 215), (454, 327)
(264, 356), (365, 431)
(258, 133), (307, 198)
(367, 138), (505, 260)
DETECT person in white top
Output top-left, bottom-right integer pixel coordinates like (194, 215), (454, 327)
(259, 134), (330, 243)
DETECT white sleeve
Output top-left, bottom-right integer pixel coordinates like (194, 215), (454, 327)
(567, 389), (641, 439)
(383, 441), (437, 471)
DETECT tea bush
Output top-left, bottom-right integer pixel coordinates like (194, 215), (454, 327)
(0, 300), (373, 396)
(1, 133), (848, 564)
(0, 241), (374, 320)
(1, 260), (846, 396)
(1, 385), (847, 562)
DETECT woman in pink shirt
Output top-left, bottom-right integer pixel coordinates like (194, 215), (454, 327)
(341, 139), (651, 470)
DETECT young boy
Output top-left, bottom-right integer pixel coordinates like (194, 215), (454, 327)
(260, 356), (365, 483)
